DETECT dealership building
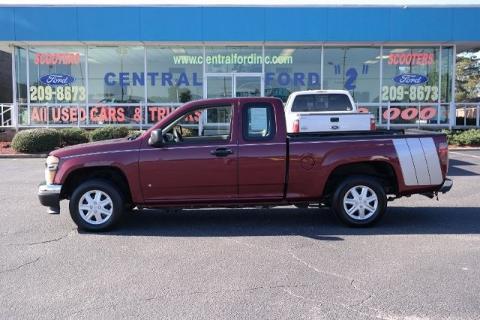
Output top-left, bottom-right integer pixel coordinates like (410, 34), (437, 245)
(0, 2), (480, 129)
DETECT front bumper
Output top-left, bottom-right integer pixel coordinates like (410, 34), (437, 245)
(38, 183), (62, 209)
(439, 178), (453, 194)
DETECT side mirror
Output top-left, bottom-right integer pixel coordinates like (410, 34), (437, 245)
(148, 129), (164, 147)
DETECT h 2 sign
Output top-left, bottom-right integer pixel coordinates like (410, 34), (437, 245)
(332, 65), (369, 91)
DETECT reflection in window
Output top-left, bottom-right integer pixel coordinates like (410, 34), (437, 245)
(147, 47), (203, 103)
(324, 47), (380, 103)
(206, 106), (231, 123)
(265, 47), (321, 102)
(441, 47), (453, 103)
(15, 47), (28, 103)
(456, 48), (480, 103)
(28, 46), (86, 104)
(207, 76), (232, 98)
(88, 46), (144, 103)
(0, 49), (12, 103)
(205, 46), (262, 73)
(243, 103), (275, 140)
(381, 47), (439, 103)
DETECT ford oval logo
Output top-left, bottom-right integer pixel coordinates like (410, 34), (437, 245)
(393, 73), (428, 85)
(40, 74), (75, 86)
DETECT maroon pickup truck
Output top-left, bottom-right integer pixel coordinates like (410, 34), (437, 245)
(38, 97), (452, 231)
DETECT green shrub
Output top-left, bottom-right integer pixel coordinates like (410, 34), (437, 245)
(59, 128), (89, 146)
(454, 129), (480, 146)
(11, 128), (61, 153)
(90, 126), (130, 142)
(445, 129), (480, 146)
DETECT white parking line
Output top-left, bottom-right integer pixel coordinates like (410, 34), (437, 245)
(450, 151), (480, 159)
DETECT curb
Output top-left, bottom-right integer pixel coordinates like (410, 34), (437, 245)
(449, 147), (480, 151)
(0, 154), (47, 159)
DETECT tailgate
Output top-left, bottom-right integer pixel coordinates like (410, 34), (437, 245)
(299, 113), (372, 132)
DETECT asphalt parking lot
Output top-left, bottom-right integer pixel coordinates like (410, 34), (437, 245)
(1, 150), (480, 320)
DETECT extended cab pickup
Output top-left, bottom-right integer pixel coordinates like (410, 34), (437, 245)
(38, 97), (452, 231)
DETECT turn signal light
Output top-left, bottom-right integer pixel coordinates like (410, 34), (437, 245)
(292, 120), (300, 133)
(45, 155), (59, 185)
(370, 116), (376, 131)
(438, 142), (449, 173)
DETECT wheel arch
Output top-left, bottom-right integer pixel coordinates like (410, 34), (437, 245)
(61, 166), (132, 205)
(324, 161), (398, 198)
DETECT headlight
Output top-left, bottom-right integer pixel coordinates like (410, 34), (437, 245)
(45, 156), (59, 185)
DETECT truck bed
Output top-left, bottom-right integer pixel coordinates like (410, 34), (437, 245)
(285, 129), (448, 201)
(287, 129), (446, 141)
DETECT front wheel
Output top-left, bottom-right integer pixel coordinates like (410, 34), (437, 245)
(69, 179), (124, 232)
(331, 176), (387, 227)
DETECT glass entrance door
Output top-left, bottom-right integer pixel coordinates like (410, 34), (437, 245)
(206, 76), (233, 98)
(235, 76), (261, 97)
(206, 74), (262, 98)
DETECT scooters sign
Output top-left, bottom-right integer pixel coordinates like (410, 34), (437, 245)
(388, 53), (434, 65)
(34, 52), (80, 65)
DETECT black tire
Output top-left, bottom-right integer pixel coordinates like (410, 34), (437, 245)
(69, 179), (124, 232)
(331, 175), (387, 227)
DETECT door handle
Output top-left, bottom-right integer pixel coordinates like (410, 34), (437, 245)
(210, 148), (234, 157)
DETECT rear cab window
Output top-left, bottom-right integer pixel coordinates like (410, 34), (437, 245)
(291, 94), (353, 112)
(242, 103), (276, 141)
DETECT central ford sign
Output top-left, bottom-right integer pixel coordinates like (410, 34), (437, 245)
(393, 73), (428, 85)
(40, 74), (75, 86)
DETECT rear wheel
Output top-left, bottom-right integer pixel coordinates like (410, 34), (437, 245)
(69, 179), (124, 232)
(331, 175), (387, 227)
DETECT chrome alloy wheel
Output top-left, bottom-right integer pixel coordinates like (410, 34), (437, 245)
(342, 185), (378, 220)
(78, 190), (113, 225)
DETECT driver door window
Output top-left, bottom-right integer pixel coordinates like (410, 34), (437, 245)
(163, 105), (232, 144)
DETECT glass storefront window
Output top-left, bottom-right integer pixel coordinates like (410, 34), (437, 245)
(206, 76), (232, 98)
(23, 47), (87, 125)
(381, 47), (440, 103)
(11, 44), (458, 128)
(147, 47), (203, 103)
(15, 47), (27, 103)
(88, 46), (144, 103)
(324, 47), (381, 103)
(0, 48), (12, 103)
(455, 48), (480, 103)
(205, 46), (262, 73)
(441, 47), (453, 103)
(28, 46), (86, 105)
(264, 47), (321, 102)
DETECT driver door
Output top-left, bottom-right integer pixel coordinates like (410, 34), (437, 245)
(139, 104), (238, 203)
